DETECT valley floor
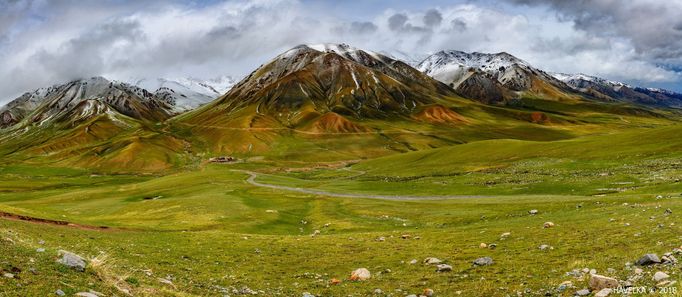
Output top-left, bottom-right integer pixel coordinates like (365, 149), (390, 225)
(2, 125), (682, 296)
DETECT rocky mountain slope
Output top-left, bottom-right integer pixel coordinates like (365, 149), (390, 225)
(0, 77), (174, 129)
(128, 76), (236, 112)
(552, 73), (682, 108)
(416, 50), (576, 103)
(184, 43), (461, 125)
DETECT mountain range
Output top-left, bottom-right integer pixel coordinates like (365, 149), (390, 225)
(0, 43), (680, 171)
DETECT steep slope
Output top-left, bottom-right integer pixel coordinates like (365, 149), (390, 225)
(552, 73), (682, 108)
(129, 76), (237, 112)
(196, 43), (459, 121)
(417, 50), (577, 103)
(0, 77), (188, 172)
(0, 77), (173, 129)
(173, 44), (615, 160)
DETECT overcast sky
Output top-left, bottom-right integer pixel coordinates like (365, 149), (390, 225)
(1, 0), (681, 104)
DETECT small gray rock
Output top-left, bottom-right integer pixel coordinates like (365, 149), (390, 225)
(36, 248), (45, 253)
(529, 209), (539, 215)
(575, 289), (591, 296)
(57, 250), (87, 272)
(473, 257), (493, 266)
(302, 293), (315, 297)
(436, 264), (452, 272)
(636, 254), (661, 266)
(653, 271), (670, 282)
(55, 289), (65, 296)
(3, 273), (14, 279)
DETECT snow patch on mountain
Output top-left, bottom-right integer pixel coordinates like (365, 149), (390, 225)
(127, 76), (236, 112)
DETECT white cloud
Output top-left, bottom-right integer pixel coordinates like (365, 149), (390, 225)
(0, 0), (679, 104)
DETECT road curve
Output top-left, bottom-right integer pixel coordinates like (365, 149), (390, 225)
(234, 170), (492, 200)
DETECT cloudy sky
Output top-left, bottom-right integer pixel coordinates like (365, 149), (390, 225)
(1, 0), (681, 104)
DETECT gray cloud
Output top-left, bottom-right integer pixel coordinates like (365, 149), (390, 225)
(423, 9), (442, 27)
(349, 21), (378, 34)
(508, 0), (682, 62)
(450, 18), (467, 32)
(0, 0), (680, 104)
(388, 13), (408, 31)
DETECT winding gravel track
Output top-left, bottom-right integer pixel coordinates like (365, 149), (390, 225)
(235, 170), (492, 200)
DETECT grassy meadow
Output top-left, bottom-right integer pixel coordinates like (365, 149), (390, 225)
(2, 120), (682, 296)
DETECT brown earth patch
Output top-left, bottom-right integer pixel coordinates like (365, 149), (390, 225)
(413, 105), (467, 124)
(0, 211), (115, 231)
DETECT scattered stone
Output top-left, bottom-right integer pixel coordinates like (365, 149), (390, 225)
(3, 273), (14, 279)
(662, 254), (678, 264)
(330, 278), (341, 285)
(423, 257), (443, 265)
(500, 232), (511, 238)
(74, 293), (98, 297)
(373, 288), (383, 294)
(350, 268), (371, 281)
(57, 250), (86, 272)
(423, 288), (434, 296)
(634, 268), (643, 275)
(302, 293), (315, 297)
(311, 230), (320, 237)
(539, 244), (551, 251)
(529, 209), (539, 215)
(436, 264), (452, 272)
(401, 234), (411, 239)
(55, 289), (65, 296)
(665, 208), (673, 215)
(595, 288), (612, 297)
(636, 254), (661, 266)
(265, 209), (277, 213)
(575, 289), (590, 296)
(473, 257), (493, 266)
(409, 259), (418, 265)
(479, 243), (487, 249)
(557, 281), (572, 292)
(589, 274), (618, 291)
(653, 271), (670, 282)
(543, 222), (555, 228)
(488, 243), (497, 249)
(376, 237), (385, 242)
(36, 248), (45, 253)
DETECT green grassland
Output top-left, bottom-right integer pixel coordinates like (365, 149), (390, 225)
(3, 121), (682, 296)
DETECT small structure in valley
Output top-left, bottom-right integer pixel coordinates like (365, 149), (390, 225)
(209, 156), (237, 163)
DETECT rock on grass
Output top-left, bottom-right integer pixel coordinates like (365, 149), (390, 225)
(57, 250), (87, 272)
(636, 254), (661, 266)
(473, 257), (493, 266)
(350, 268), (371, 281)
(589, 274), (618, 291)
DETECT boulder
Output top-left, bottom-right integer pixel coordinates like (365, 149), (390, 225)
(636, 254), (661, 266)
(473, 257), (493, 266)
(653, 271), (670, 282)
(589, 274), (618, 291)
(57, 250), (86, 272)
(350, 268), (371, 281)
